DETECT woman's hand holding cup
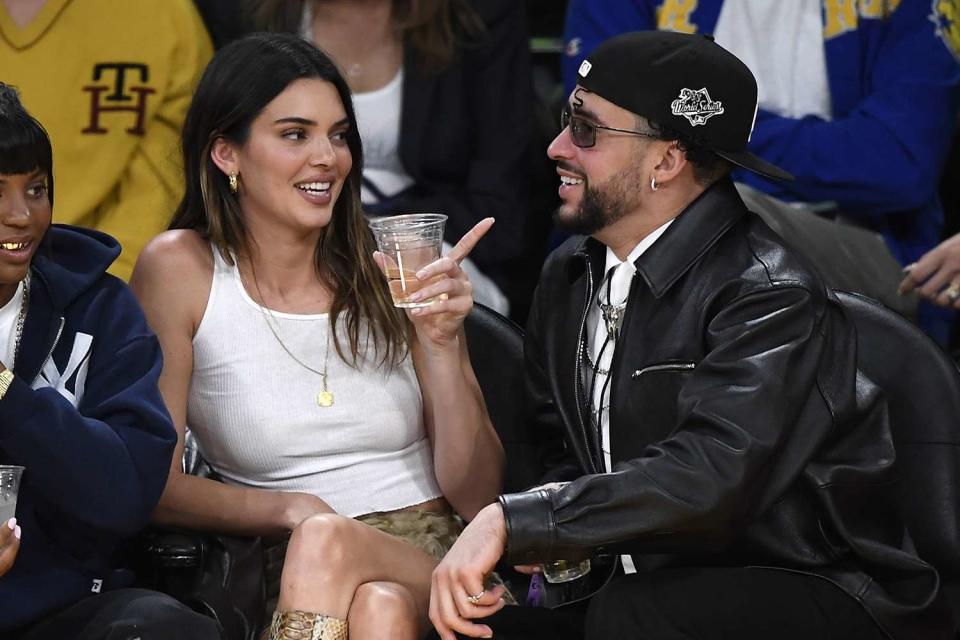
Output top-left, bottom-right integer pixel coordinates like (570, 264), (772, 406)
(375, 217), (494, 351)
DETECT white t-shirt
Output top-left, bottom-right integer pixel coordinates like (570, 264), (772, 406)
(352, 69), (417, 204)
(713, 0), (832, 121)
(0, 279), (26, 369)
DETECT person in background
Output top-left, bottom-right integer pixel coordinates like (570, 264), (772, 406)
(192, 0), (251, 49)
(0, 0), (213, 280)
(561, 0), (960, 343)
(130, 33), (506, 639)
(429, 32), (954, 640)
(900, 230), (960, 309)
(251, 0), (538, 316)
(0, 83), (218, 640)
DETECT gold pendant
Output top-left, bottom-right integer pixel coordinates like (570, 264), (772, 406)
(317, 390), (334, 407)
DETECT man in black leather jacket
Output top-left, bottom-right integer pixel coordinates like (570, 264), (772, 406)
(428, 31), (955, 640)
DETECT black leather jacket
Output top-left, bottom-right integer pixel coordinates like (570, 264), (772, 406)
(500, 179), (952, 638)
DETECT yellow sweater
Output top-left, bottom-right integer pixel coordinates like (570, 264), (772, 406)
(0, 0), (212, 279)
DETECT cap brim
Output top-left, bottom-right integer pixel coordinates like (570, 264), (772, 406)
(714, 149), (794, 182)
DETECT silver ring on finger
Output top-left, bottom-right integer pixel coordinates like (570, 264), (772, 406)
(466, 590), (485, 605)
(946, 283), (960, 302)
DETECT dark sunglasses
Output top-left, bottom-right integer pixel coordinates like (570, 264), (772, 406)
(561, 104), (660, 148)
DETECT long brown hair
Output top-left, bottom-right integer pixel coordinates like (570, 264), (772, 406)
(251, 0), (484, 73)
(171, 33), (407, 367)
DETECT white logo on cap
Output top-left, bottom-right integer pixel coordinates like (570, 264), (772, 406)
(670, 87), (724, 126)
(578, 60), (592, 78)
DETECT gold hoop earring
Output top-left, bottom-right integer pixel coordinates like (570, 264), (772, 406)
(650, 176), (659, 192)
(228, 173), (239, 194)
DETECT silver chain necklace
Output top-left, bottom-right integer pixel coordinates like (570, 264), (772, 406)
(584, 343), (611, 376)
(12, 274), (29, 367)
(250, 271), (334, 408)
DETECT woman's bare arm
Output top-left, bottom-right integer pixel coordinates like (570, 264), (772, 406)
(129, 230), (333, 538)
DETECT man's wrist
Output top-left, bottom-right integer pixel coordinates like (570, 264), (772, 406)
(480, 501), (507, 543)
(498, 489), (556, 565)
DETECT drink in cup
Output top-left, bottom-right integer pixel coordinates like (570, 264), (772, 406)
(369, 214), (447, 308)
(0, 466), (24, 523)
(543, 558), (592, 584)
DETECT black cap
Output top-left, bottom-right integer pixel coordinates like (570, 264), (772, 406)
(577, 31), (793, 182)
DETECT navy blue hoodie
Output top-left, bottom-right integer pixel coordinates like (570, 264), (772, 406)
(0, 225), (176, 631)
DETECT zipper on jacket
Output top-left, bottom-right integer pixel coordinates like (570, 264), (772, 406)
(574, 256), (600, 474)
(631, 362), (696, 378)
(30, 316), (65, 386)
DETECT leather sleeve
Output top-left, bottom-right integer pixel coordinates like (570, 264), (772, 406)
(501, 284), (836, 565)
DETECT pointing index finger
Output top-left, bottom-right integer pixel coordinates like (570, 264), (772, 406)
(447, 218), (495, 264)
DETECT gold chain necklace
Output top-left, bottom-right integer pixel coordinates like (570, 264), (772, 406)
(250, 271), (334, 408)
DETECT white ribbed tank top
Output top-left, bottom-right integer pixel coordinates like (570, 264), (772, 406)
(186, 247), (442, 517)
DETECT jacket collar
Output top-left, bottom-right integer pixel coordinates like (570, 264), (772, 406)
(564, 178), (747, 295)
(636, 178), (746, 298)
(14, 225), (118, 381)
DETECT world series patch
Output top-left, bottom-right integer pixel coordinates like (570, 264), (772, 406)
(670, 87), (724, 126)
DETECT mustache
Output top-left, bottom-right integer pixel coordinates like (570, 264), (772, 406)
(556, 161), (586, 180)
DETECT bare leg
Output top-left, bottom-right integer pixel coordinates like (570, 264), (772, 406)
(277, 514), (438, 626)
(348, 581), (420, 640)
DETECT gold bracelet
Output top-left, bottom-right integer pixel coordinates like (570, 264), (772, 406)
(0, 369), (14, 401)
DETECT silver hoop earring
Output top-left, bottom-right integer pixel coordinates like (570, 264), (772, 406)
(650, 177), (659, 192)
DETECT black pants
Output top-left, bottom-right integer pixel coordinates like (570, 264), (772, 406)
(17, 588), (221, 640)
(480, 567), (887, 640)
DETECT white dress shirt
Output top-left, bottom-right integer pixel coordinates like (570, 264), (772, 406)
(585, 219), (674, 573)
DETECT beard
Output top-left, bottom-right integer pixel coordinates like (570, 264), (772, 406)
(552, 162), (644, 236)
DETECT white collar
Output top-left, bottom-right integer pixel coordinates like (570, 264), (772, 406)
(602, 217), (676, 276)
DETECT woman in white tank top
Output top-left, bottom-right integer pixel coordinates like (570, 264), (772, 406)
(130, 33), (506, 640)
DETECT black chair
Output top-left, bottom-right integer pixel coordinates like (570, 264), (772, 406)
(131, 438), (265, 640)
(463, 303), (538, 493)
(134, 303), (530, 640)
(738, 184), (919, 321)
(834, 290), (960, 630)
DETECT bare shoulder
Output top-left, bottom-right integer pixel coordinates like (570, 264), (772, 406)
(137, 229), (212, 272)
(130, 230), (215, 333)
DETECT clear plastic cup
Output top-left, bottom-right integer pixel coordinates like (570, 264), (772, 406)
(0, 466), (24, 523)
(543, 558), (592, 584)
(369, 214), (447, 308)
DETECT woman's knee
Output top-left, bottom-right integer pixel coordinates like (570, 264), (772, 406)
(286, 513), (354, 573)
(349, 582), (418, 631)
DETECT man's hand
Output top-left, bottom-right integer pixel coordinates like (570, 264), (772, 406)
(0, 518), (21, 577)
(430, 503), (509, 639)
